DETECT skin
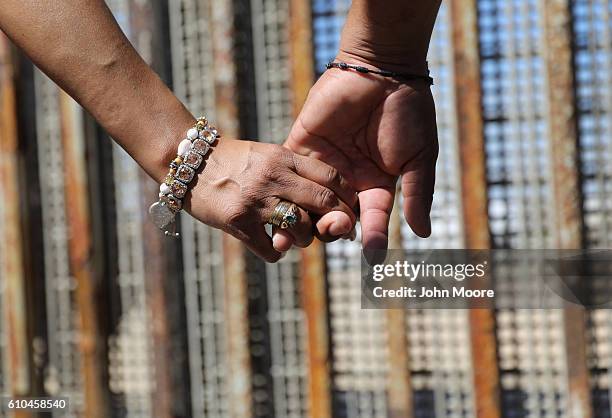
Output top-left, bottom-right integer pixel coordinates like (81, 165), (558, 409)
(275, 0), (442, 254)
(0, 0), (442, 259)
(0, 0), (357, 262)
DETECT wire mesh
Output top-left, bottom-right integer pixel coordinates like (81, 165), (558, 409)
(0, 1), (609, 418)
(102, 3), (157, 417)
(311, 2), (389, 417)
(313, 2), (474, 417)
(107, 140), (155, 418)
(573, 2), (612, 417)
(327, 239), (389, 418)
(250, 0), (310, 415)
(479, 0), (555, 250)
(265, 254), (309, 418)
(251, 0), (294, 142)
(311, 0), (350, 75)
(573, 0), (612, 250)
(34, 71), (85, 417)
(479, 0), (570, 416)
(169, 1), (230, 417)
(403, 5), (474, 418)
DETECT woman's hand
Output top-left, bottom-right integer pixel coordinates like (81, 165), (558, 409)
(184, 138), (358, 262)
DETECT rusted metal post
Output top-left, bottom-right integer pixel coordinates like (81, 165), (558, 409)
(0, 35), (35, 418)
(386, 194), (413, 418)
(541, 0), (583, 251)
(210, 1), (254, 417)
(449, 2), (501, 418)
(127, 1), (186, 417)
(288, 2), (333, 417)
(540, 1), (591, 417)
(59, 92), (111, 418)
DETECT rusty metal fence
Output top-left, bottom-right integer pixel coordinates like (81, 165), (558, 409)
(1, 0), (611, 417)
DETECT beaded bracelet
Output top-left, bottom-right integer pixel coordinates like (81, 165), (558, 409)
(326, 61), (434, 86)
(148, 117), (219, 237)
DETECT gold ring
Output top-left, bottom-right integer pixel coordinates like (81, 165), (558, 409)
(268, 201), (299, 230)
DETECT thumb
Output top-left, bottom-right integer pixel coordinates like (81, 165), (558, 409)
(401, 155), (436, 238)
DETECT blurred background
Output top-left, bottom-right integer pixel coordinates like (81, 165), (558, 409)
(0, 0), (611, 417)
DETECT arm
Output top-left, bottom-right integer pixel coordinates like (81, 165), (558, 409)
(339, 0), (441, 72)
(0, 0), (186, 183)
(0, 0), (357, 261)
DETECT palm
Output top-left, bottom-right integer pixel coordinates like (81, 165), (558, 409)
(285, 69), (438, 250)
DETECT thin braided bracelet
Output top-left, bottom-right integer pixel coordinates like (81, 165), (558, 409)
(326, 61), (434, 86)
(148, 117), (219, 237)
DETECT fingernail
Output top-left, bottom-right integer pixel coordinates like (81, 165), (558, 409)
(272, 234), (283, 248)
(329, 220), (352, 237)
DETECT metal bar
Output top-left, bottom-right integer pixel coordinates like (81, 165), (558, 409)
(168, 0), (231, 416)
(58, 91), (111, 418)
(540, 1), (591, 418)
(140, 179), (174, 418)
(449, 2), (501, 418)
(210, 1), (254, 417)
(386, 194), (413, 418)
(541, 0), (584, 250)
(126, 2), (180, 417)
(0, 34), (35, 418)
(221, 237), (252, 418)
(300, 242), (332, 418)
(288, 2), (333, 417)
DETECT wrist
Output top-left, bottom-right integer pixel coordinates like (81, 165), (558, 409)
(335, 48), (430, 77)
(95, 70), (196, 184)
(142, 103), (197, 184)
(338, 3), (437, 74)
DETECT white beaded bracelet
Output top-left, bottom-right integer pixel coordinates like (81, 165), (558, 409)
(148, 117), (219, 237)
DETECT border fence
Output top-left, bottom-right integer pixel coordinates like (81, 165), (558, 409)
(0, 0), (611, 417)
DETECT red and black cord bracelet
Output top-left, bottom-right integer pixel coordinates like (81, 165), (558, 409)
(326, 61), (434, 86)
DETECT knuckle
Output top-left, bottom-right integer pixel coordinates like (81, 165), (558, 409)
(241, 178), (273, 207)
(260, 148), (292, 182)
(225, 204), (250, 230)
(316, 187), (337, 210)
(326, 166), (340, 185)
(261, 166), (283, 184)
(266, 143), (289, 163)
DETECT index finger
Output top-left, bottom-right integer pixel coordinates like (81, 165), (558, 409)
(358, 187), (395, 253)
(291, 153), (358, 210)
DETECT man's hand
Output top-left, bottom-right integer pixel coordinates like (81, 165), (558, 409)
(284, 61), (438, 251)
(276, 0), (443, 253)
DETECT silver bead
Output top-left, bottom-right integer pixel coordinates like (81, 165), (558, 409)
(187, 127), (199, 140)
(160, 183), (171, 195)
(178, 139), (192, 156)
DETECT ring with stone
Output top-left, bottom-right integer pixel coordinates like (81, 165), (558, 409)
(269, 201), (299, 230)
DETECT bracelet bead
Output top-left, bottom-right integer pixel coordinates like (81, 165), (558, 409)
(160, 183), (171, 195)
(149, 116), (220, 236)
(187, 128), (199, 140)
(178, 139), (192, 156)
